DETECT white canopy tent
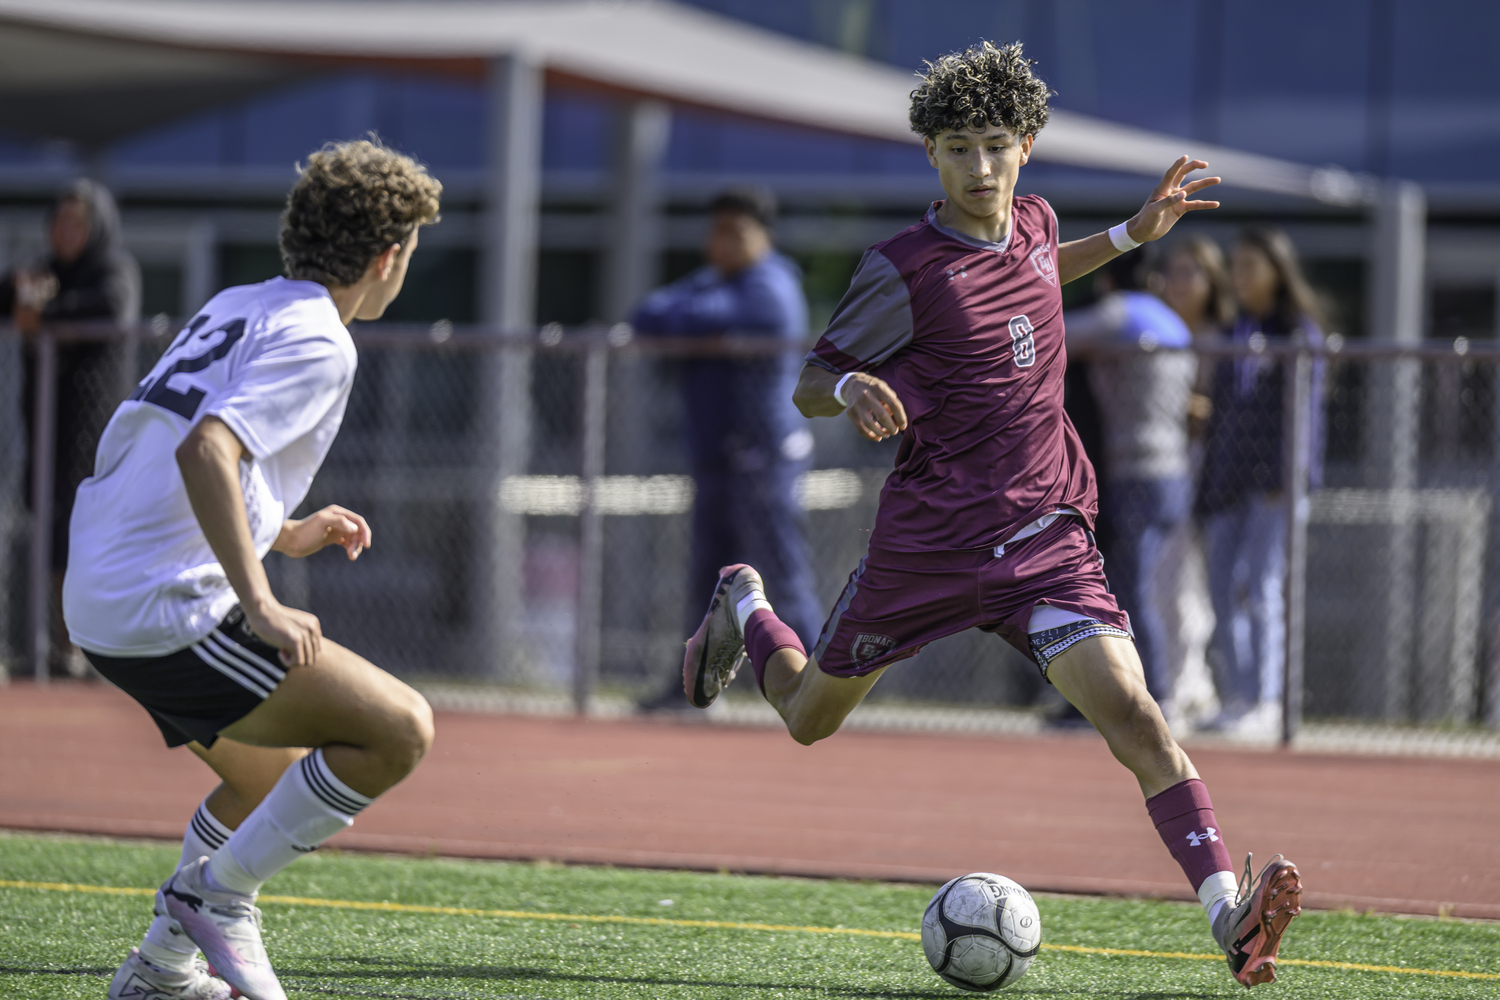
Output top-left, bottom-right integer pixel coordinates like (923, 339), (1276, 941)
(0, 0), (1400, 328)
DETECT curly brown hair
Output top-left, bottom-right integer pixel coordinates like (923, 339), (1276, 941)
(909, 41), (1052, 139)
(279, 139), (442, 287)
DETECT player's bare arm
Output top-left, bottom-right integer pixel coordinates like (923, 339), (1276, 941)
(274, 504), (372, 560)
(176, 415), (324, 666)
(793, 364), (907, 441)
(1056, 156), (1221, 286)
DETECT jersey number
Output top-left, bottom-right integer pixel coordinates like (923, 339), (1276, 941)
(130, 315), (246, 420)
(1009, 314), (1036, 368)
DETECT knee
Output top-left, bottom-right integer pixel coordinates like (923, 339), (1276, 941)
(381, 690), (435, 772)
(786, 714), (837, 746)
(1098, 693), (1170, 747)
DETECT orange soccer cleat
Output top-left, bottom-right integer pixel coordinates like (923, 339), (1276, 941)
(1212, 853), (1303, 987)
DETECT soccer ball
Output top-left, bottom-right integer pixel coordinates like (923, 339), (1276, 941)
(921, 873), (1042, 991)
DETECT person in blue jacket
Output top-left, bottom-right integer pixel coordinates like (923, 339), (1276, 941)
(631, 186), (821, 710)
(1066, 251), (1196, 715)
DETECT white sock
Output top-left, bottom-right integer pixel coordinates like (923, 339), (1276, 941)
(206, 749), (373, 896)
(139, 800), (231, 972)
(1200, 869), (1239, 928)
(735, 591), (772, 634)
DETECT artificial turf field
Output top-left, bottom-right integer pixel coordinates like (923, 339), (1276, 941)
(1, 833), (1496, 999)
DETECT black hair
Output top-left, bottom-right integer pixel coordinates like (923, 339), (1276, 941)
(708, 185), (777, 228)
(909, 41), (1052, 139)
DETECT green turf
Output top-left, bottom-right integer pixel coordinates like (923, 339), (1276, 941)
(1, 832), (1495, 999)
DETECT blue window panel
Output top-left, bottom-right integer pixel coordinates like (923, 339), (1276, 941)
(240, 75), (382, 167)
(391, 76), (485, 169)
(666, 108), (920, 175)
(0, 132), (75, 166)
(1063, 1), (1192, 137)
(108, 105), (237, 167)
(1216, 0), (1373, 168)
(679, 0), (817, 46)
(883, 0), (1030, 80)
(665, 111), (727, 172)
(1387, 0), (1500, 182)
(541, 94), (612, 171)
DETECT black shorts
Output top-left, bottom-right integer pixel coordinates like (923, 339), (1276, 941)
(85, 606), (287, 749)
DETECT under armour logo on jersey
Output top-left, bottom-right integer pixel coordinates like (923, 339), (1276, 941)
(1186, 828), (1219, 847)
(945, 265), (968, 281)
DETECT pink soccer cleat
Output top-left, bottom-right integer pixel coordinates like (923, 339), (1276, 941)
(1212, 853), (1303, 987)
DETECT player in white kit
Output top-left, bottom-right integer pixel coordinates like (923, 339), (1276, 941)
(64, 140), (441, 1000)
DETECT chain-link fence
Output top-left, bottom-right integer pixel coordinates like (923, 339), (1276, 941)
(4, 323), (1498, 736)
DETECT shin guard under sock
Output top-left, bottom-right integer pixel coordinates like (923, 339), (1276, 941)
(141, 800), (232, 972)
(743, 608), (805, 695)
(207, 748), (373, 896)
(1146, 778), (1236, 921)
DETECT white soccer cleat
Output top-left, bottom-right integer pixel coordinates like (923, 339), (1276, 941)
(682, 563), (761, 708)
(160, 857), (285, 1000)
(107, 947), (232, 1000)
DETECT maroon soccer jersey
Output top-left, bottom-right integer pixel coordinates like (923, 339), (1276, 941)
(807, 196), (1098, 552)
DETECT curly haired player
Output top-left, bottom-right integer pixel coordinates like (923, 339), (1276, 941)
(67, 140), (440, 1000)
(683, 42), (1302, 989)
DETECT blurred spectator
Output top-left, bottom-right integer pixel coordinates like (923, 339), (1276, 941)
(1065, 251), (1195, 715)
(1150, 237), (1238, 728)
(1197, 227), (1325, 736)
(0, 179), (140, 675)
(1155, 237), (1237, 443)
(630, 186), (821, 709)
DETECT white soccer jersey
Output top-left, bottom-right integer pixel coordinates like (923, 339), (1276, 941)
(64, 277), (357, 656)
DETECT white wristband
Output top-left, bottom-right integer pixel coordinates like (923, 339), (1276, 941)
(834, 372), (857, 408)
(1108, 221), (1141, 253)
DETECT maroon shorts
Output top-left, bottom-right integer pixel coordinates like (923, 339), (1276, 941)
(811, 517), (1129, 677)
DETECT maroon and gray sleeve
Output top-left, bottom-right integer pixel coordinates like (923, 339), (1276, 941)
(804, 248), (914, 373)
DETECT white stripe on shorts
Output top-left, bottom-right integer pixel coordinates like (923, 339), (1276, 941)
(190, 642), (275, 699)
(205, 629), (286, 685)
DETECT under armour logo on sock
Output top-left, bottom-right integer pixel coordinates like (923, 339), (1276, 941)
(1186, 828), (1220, 847)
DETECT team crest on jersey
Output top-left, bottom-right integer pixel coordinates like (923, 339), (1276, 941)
(1030, 242), (1057, 286)
(850, 632), (896, 665)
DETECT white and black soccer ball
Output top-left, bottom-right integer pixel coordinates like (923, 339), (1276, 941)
(921, 873), (1041, 992)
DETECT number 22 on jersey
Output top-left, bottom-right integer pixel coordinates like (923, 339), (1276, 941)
(129, 314), (246, 420)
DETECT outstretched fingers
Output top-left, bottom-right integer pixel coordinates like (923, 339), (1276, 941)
(1171, 157), (1210, 188)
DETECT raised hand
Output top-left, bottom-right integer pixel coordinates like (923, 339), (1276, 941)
(1127, 156), (1221, 243)
(273, 504), (373, 560)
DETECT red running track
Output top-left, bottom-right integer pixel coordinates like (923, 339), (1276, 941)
(1, 681), (1495, 919)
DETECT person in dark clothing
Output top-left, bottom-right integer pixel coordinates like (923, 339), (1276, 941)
(631, 186), (821, 709)
(1196, 226), (1324, 736)
(2, 179), (141, 674)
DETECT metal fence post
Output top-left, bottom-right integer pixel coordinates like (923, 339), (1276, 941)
(573, 338), (609, 714)
(1281, 345), (1313, 745)
(28, 328), (57, 683)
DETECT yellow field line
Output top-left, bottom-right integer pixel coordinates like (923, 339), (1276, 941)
(3, 878), (1496, 981)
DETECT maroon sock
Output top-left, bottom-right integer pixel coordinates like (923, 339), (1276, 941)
(744, 608), (805, 695)
(1145, 778), (1234, 893)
